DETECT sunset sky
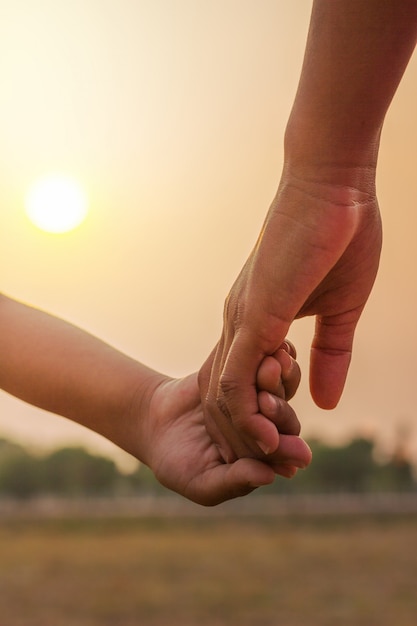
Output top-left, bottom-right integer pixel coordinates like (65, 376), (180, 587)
(2, 1), (417, 469)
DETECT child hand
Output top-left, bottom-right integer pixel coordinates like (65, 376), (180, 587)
(138, 347), (310, 506)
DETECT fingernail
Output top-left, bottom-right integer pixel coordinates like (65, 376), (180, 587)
(258, 393), (276, 418)
(256, 440), (271, 455)
(265, 392), (277, 410)
(282, 340), (296, 358)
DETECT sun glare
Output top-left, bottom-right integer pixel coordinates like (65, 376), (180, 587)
(25, 175), (88, 234)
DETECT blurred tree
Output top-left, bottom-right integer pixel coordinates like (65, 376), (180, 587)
(0, 439), (42, 498)
(0, 436), (415, 499)
(40, 447), (119, 496)
(260, 437), (416, 495)
(304, 438), (376, 493)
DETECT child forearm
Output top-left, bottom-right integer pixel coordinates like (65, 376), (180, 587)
(0, 293), (312, 505)
(0, 293), (163, 458)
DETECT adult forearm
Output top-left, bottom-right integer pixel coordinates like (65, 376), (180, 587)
(201, 0), (414, 457)
(0, 294), (162, 455)
(285, 0), (417, 181)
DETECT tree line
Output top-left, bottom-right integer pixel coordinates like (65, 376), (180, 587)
(263, 438), (416, 495)
(0, 439), (164, 499)
(0, 436), (415, 499)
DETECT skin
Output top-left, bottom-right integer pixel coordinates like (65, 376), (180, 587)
(140, 367), (311, 506)
(200, 0), (417, 460)
(0, 294), (311, 506)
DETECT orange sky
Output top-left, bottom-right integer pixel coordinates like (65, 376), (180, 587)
(1, 1), (417, 468)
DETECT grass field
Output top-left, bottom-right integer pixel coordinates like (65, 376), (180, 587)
(0, 512), (416, 626)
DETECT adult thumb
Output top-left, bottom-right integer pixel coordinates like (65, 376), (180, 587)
(309, 313), (359, 409)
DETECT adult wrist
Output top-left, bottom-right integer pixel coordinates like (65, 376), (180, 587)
(283, 117), (380, 194)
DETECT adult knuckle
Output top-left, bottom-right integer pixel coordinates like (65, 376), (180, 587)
(219, 373), (240, 398)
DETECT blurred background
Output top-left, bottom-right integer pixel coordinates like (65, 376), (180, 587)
(1, 3), (417, 626)
(1, 0), (417, 471)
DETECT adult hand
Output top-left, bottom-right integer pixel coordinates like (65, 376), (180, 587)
(199, 173), (382, 460)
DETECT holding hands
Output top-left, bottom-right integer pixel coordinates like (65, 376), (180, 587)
(0, 295), (310, 507)
(198, 0), (417, 466)
(138, 341), (311, 506)
(199, 176), (382, 464)
(5, 1), (416, 506)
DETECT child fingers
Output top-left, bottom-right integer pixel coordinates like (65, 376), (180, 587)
(280, 339), (297, 359)
(257, 390), (301, 435)
(273, 464), (298, 479)
(256, 356), (285, 398)
(256, 348), (301, 402)
(266, 434), (312, 472)
(274, 348), (301, 400)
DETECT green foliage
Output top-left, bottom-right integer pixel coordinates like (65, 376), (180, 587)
(262, 437), (417, 495)
(0, 440), (128, 499)
(0, 436), (415, 499)
(0, 440), (42, 498)
(297, 438), (377, 493)
(39, 447), (119, 496)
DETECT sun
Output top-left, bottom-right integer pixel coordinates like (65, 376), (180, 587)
(25, 174), (88, 234)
